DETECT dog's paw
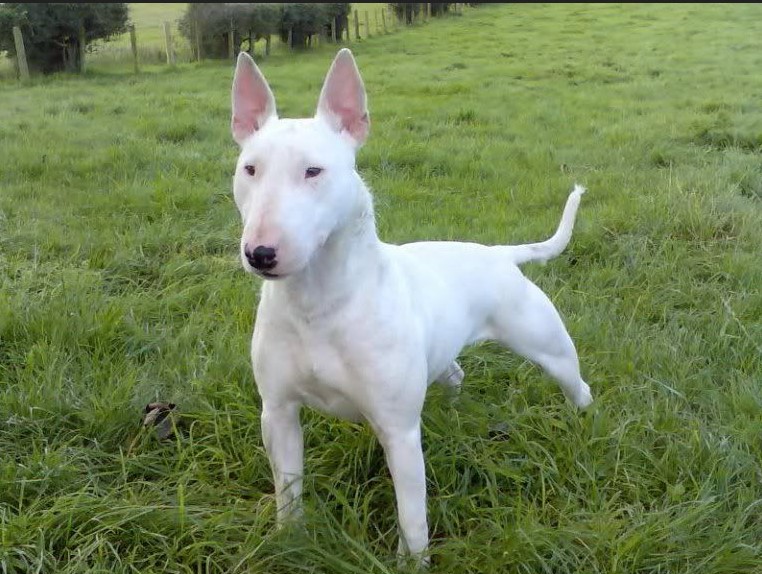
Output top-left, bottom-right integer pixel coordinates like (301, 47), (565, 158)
(573, 382), (593, 410)
(397, 549), (430, 571)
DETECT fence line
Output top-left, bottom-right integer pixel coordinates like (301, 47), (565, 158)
(163, 22), (176, 65)
(11, 26), (30, 81)
(6, 4), (469, 80)
(129, 24), (139, 73)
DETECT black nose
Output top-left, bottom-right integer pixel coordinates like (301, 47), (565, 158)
(246, 245), (277, 270)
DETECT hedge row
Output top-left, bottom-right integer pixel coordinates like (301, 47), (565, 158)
(178, 3), (351, 59)
(178, 3), (470, 60)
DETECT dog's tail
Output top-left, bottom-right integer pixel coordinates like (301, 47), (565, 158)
(505, 185), (585, 266)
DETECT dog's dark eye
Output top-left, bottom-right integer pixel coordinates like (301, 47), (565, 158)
(244, 164), (256, 176)
(305, 167), (323, 179)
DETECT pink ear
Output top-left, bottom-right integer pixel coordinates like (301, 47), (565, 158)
(316, 49), (370, 147)
(231, 52), (277, 146)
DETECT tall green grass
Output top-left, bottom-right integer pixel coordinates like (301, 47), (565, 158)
(1, 4), (760, 573)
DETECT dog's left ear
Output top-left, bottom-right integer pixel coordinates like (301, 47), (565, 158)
(316, 49), (370, 148)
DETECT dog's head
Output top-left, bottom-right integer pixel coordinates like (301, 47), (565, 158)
(230, 49), (370, 280)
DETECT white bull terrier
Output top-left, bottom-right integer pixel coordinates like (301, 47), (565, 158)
(230, 48), (592, 563)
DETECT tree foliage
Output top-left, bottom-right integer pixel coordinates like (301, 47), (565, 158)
(389, 3), (422, 25)
(178, 3), (351, 59)
(279, 3), (350, 47)
(388, 3), (456, 23)
(0, 3), (128, 74)
(179, 3), (281, 59)
(430, 3), (454, 17)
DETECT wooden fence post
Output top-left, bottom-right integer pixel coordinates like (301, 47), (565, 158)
(333, 17), (339, 43)
(129, 24), (139, 73)
(381, 9), (387, 33)
(354, 10), (360, 40)
(163, 21), (175, 65)
(287, 28), (293, 49)
(228, 21), (235, 59)
(364, 11), (370, 38)
(78, 22), (86, 73)
(194, 20), (202, 62)
(12, 26), (30, 81)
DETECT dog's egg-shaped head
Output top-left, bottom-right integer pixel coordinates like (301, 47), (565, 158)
(231, 50), (370, 280)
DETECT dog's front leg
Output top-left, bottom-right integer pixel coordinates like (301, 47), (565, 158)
(377, 423), (429, 565)
(261, 401), (304, 525)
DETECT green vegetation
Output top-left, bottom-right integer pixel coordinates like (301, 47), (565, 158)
(177, 3), (350, 58)
(1, 3), (760, 573)
(0, 3), (415, 77)
(0, 3), (128, 73)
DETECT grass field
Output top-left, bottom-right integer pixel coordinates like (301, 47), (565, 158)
(98, 3), (192, 64)
(1, 3), (761, 573)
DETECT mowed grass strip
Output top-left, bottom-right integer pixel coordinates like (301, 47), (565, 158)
(1, 4), (761, 573)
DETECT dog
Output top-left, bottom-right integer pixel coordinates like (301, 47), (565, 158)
(230, 48), (592, 563)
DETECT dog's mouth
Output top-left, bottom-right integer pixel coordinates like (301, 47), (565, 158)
(244, 263), (285, 280)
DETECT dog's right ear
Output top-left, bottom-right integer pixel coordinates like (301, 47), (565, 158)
(231, 52), (277, 146)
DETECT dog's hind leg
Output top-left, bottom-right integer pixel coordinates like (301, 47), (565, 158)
(493, 281), (593, 409)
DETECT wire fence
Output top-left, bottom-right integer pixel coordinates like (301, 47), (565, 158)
(4, 3), (469, 81)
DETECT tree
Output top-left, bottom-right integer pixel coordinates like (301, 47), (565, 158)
(318, 4), (351, 44)
(0, 3), (128, 74)
(179, 3), (283, 60)
(179, 3), (350, 57)
(178, 3), (235, 60)
(430, 3), (454, 17)
(236, 3), (281, 54)
(278, 3), (326, 48)
(389, 3), (422, 25)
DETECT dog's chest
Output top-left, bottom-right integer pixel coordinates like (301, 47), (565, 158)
(291, 326), (368, 421)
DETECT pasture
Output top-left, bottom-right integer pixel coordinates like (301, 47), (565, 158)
(1, 3), (761, 573)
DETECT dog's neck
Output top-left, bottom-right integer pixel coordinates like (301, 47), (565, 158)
(270, 173), (384, 321)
